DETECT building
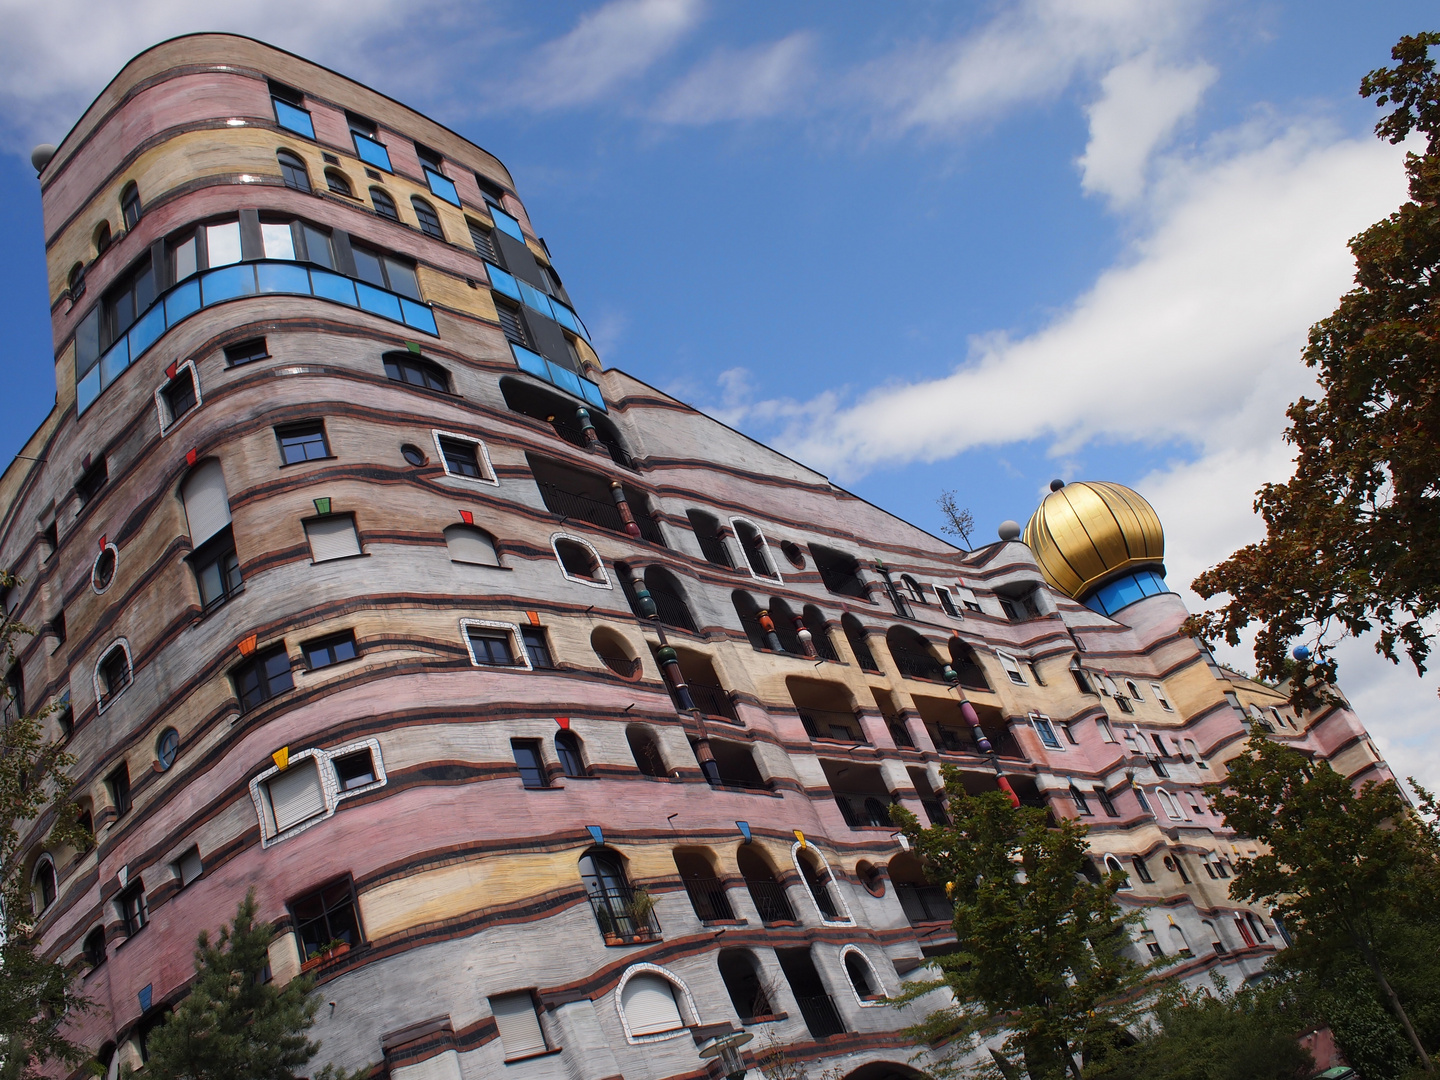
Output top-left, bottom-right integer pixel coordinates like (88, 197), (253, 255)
(2, 34), (1397, 1080)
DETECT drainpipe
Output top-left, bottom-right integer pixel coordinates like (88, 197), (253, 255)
(610, 481), (642, 538)
(575, 406), (605, 453)
(757, 609), (785, 653)
(794, 615), (818, 658)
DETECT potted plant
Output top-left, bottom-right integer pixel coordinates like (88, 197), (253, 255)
(301, 939), (350, 972)
(627, 888), (657, 937)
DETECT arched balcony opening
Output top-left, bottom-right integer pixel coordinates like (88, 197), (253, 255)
(947, 637), (991, 690)
(786, 676), (864, 743)
(908, 767), (948, 826)
(732, 591), (767, 650)
(718, 949), (775, 1023)
(590, 626), (641, 679)
(801, 605), (841, 661)
(819, 760), (894, 828)
(766, 597), (804, 653)
(687, 510), (735, 568)
(796, 846), (844, 922)
(673, 848), (734, 922)
(670, 647), (737, 721)
(776, 946), (845, 1038)
(580, 848), (658, 944)
(841, 614), (881, 672)
(626, 725), (668, 778)
(886, 626), (946, 681)
(732, 519), (778, 578)
(500, 377), (634, 469)
(737, 845), (795, 924)
(644, 566), (697, 633)
(889, 852), (951, 925)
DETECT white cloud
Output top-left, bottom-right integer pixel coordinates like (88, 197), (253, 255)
(653, 32), (814, 124)
(856, 0), (1203, 134)
(1079, 53), (1216, 206)
(519, 0), (703, 110)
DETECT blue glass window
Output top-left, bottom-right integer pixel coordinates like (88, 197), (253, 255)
(486, 264), (521, 301)
(273, 99), (315, 139)
(356, 282), (403, 322)
(1084, 569), (1169, 617)
(491, 207), (524, 241)
(201, 265), (256, 305)
(257, 262), (311, 295)
(164, 279), (201, 323)
(310, 270), (358, 307)
(424, 168), (460, 207)
(128, 305), (166, 358)
(509, 343), (606, 410)
(518, 280), (553, 319)
(511, 343), (549, 380)
(352, 133), (392, 172)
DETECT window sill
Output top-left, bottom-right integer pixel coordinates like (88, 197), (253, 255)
(310, 552), (371, 566)
(279, 455), (338, 468)
(520, 783), (567, 792)
(503, 1047), (563, 1065)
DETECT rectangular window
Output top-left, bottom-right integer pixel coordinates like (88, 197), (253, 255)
(276, 421), (330, 464)
(1096, 718), (1115, 742)
(273, 98), (315, 138)
(303, 631), (358, 670)
(300, 224), (334, 269)
(348, 114), (392, 171)
(1141, 929), (1162, 958)
(175, 847), (203, 888)
(261, 222), (296, 260)
(1151, 734), (1167, 757)
(206, 221), (242, 267)
(266, 757), (325, 832)
(1095, 786), (1119, 817)
(305, 516), (362, 562)
(192, 526), (243, 609)
(1186, 739), (1207, 768)
(1151, 682), (1173, 710)
(233, 645), (294, 712)
(1132, 856), (1153, 883)
(75, 458), (108, 507)
(1070, 787), (1091, 815)
(935, 587), (959, 617)
(467, 628), (517, 666)
(333, 748), (376, 791)
(1061, 722), (1077, 745)
(512, 739), (547, 788)
(1115, 695), (1134, 713)
(350, 243), (421, 300)
(107, 763), (132, 817)
(424, 168), (460, 207)
(162, 368), (198, 422)
(490, 992), (549, 1060)
(521, 627), (553, 669)
(1151, 757), (1170, 778)
(438, 436), (483, 478)
(173, 234), (198, 282)
(1133, 785), (1151, 813)
(290, 877), (362, 961)
(225, 337), (269, 366)
(1031, 716), (1061, 749)
(469, 220), (496, 260)
(998, 652), (1025, 685)
(119, 883), (147, 937)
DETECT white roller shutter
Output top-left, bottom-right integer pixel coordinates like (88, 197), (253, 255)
(445, 526), (498, 566)
(490, 993), (547, 1059)
(182, 461), (231, 545)
(267, 760), (325, 832)
(306, 517), (361, 562)
(621, 974), (683, 1036)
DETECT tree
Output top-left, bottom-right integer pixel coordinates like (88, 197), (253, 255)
(131, 891), (365, 1080)
(0, 570), (92, 1080)
(937, 490), (975, 549)
(1188, 32), (1440, 688)
(893, 777), (1161, 1080)
(1208, 733), (1440, 1073)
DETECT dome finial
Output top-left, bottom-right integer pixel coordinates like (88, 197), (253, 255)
(1050, 478), (1065, 491)
(998, 520), (1021, 542)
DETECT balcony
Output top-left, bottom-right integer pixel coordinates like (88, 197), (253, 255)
(794, 994), (846, 1039)
(682, 877), (736, 922)
(697, 532), (736, 568)
(834, 794), (896, 829)
(588, 886), (662, 945)
(743, 879), (796, 924)
(799, 709), (865, 742)
(895, 884), (954, 924)
(688, 681), (738, 722)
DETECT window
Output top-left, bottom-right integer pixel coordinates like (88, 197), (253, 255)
(522, 627), (554, 669)
(233, 645), (294, 712)
(324, 169), (353, 197)
(265, 757), (325, 833)
(512, 740), (547, 788)
(444, 524), (500, 566)
(495, 300), (530, 346)
(1094, 786), (1119, 816)
(118, 882), (148, 937)
(998, 652), (1026, 685)
(276, 421), (330, 464)
(160, 367), (198, 425)
(303, 632), (357, 670)
(1125, 680), (1144, 700)
(469, 219), (495, 260)
(225, 337), (269, 366)
(1097, 717), (1115, 742)
(277, 150), (311, 192)
(935, 586), (959, 616)
(32, 858), (57, 913)
(1150, 683), (1172, 710)
(731, 519), (778, 579)
(411, 197), (444, 239)
(556, 731), (585, 777)
(192, 527), (242, 609)
(75, 459), (107, 507)
(106, 762), (132, 817)
(50, 609), (66, 646)
(97, 644), (131, 706)
(554, 537), (605, 583)
(271, 82), (315, 138)
(1133, 784), (1152, 813)
(1132, 855), (1154, 883)
(436, 434), (494, 481)
(401, 443), (428, 466)
(1151, 734), (1168, 757)
(68, 261), (86, 299)
(1141, 929), (1162, 958)
(305, 516), (361, 562)
(370, 187), (398, 221)
(1031, 715), (1061, 749)
(174, 847), (203, 888)
(1104, 855), (1131, 888)
(84, 927), (107, 968)
(810, 545), (867, 598)
(298, 222), (332, 267)
(490, 992), (549, 1060)
(348, 114), (392, 170)
(120, 183), (142, 230)
(467, 627), (519, 667)
(1069, 785), (1091, 815)
(1115, 694), (1135, 714)
(290, 878), (362, 961)
(156, 727), (180, 770)
(1186, 739), (1207, 768)
(333, 749), (376, 791)
(844, 950), (884, 1001)
(620, 973), (686, 1037)
(627, 726), (667, 777)
(94, 221), (112, 254)
(351, 243), (421, 298)
(384, 353), (449, 392)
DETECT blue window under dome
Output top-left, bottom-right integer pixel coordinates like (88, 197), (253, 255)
(1083, 569), (1169, 617)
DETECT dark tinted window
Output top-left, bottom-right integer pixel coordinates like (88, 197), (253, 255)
(512, 740), (546, 788)
(277, 150), (310, 192)
(468, 629), (515, 666)
(383, 354), (449, 392)
(334, 749), (375, 790)
(325, 170), (353, 196)
(233, 645), (294, 712)
(439, 437), (482, 478)
(162, 369), (197, 420)
(192, 527), (242, 609)
(303, 632), (358, 670)
(277, 422), (330, 464)
(75, 459), (108, 506)
(290, 878), (362, 961)
(411, 197), (443, 239)
(522, 627), (553, 669)
(225, 338), (269, 366)
(370, 187), (398, 221)
(107, 764), (132, 817)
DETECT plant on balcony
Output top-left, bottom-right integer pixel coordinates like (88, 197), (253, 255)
(627, 887), (657, 929)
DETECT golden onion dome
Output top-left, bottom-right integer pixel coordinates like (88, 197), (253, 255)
(1022, 481), (1164, 600)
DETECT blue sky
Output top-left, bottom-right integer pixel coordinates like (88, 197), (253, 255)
(0, 0), (1435, 785)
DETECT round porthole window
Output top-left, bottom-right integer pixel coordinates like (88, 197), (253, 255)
(781, 540), (806, 569)
(401, 443), (427, 467)
(92, 545), (118, 593)
(156, 727), (180, 770)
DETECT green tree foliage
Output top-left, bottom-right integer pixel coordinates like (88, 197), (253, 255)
(1088, 977), (1314, 1080)
(1188, 32), (1440, 688)
(893, 775), (1159, 1080)
(1209, 733), (1440, 1073)
(0, 571), (93, 1080)
(131, 891), (366, 1080)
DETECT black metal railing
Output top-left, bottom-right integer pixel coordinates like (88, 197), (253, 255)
(650, 589), (698, 633)
(708, 773), (770, 791)
(834, 794), (896, 828)
(888, 721), (914, 748)
(955, 661), (991, 690)
(633, 509), (666, 545)
(883, 580), (914, 620)
(808, 881), (842, 921)
(985, 726), (1025, 759)
(922, 799), (949, 826)
(744, 879), (795, 923)
(895, 883), (954, 924)
(795, 993), (846, 1038)
(600, 438), (637, 472)
(588, 887), (662, 943)
(892, 650), (946, 681)
(849, 635), (881, 672)
(810, 627), (841, 662)
(543, 412), (591, 450)
(688, 682), (738, 721)
(932, 726), (975, 753)
(799, 709), (862, 741)
(597, 653), (641, 679)
(697, 532), (735, 568)
(682, 877), (735, 922)
(538, 483), (627, 533)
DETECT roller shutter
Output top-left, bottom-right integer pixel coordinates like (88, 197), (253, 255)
(490, 992), (546, 1059)
(267, 760), (325, 832)
(182, 461), (231, 545)
(306, 517), (361, 562)
(621, 974), (683, 1036)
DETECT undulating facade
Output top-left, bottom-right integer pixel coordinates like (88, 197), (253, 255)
(2, 34), (1397, 1080)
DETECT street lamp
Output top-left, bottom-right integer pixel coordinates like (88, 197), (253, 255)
(698, 1030), (754, 1079)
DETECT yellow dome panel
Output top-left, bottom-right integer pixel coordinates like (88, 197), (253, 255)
(1022, 481), (1164, 599)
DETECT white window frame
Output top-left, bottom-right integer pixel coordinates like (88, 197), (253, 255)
(1029, 712), (1062, 750)
(1156, 789), (1184, 821)
(459, 618), (531, 670)
(839, 944), (888, 1006)
(550, 533), (611, 589)
(248, 737), (386, 848)
(154, 360), (202, 437)
(933, 585), (961, 618)
(953, 584), (982, 612)
(728, 516), (782, 582)
(31, 854), (58, 914)
(614, 962), (700, 1044)
(91, 543), (119, 595)
(93, 638), (134, 714)
(1096, 717), (1116, 743)
(1103, 855), (1132, 888)
(431, 428), (498, 486)
(997, 651), (1026, 685)
(1150, 682), (1173, 711)
(1125, 680), (1143, 701)
(789, 840), (854, 926)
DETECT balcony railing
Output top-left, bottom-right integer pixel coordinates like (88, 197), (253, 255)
(888, 721), (915, 748)
(799, 709), (863, 741)
(895, 883), (954, 924)
(688, 682), (738, 721)
(922, 799), (949, 826)
(597, 653), (641, 679)
(538, 483), (625, 532)
(650, 589), (697, 633)
(794, 993), (846, 1038)
(834, 794), (896, 829)
(743, 879), (795, 923)
(892, 650), (946, 681)
(588, 886), (661, 944)
(682, 877), (735, 922)
(697, 533), (735, 568)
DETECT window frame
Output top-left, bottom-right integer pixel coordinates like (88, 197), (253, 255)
(231, 644), (294, 713)
(324, 169), (355, 198)
(302, 631), (359, 671)
(1030, 713), (1061, 750)
(190, 525), (242, 611)
(512, 739), (548, 789)
(997, 651), (1026, 686)
(431, 429), (498, 485)
(369, 187), (399, 222)
(840, 945), (888, 1006)
(275, 420), (332, 466)
(288, 874), (365, 960)
(460, 619), (532, 671)
(154, 361), (201, 435)
(728, 517), (781, 582)
(789, 840), (854, 926)
(94, 639), (133, 712)
(117, 881), (148, 938)
(383, 353), (450, 394)
(224, 337), (270, 366)
(107, 762), (132, 818)
(303, 513), (363, 563)
(521, 627), (555, 670)
(615, 963), (699, 1044)
(276, 149), (312, 192)
(411, 196), (445, 240)
(1150, 682), (1173, 710)
(551, 533), (611, 588)
(249, 739), (386, 846)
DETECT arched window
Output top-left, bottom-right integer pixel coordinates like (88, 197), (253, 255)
(801, 606), (840, 662)
(1169, 923), (1192, 957)
(1104, 855), (1131, 888)
(718, 949), (773, 1022)
(411, 196), (444, 239)
(590, 627), (640, 679)
(730, 518), (778, 579)
(687, 509), (734, 568)
(1125, 680), (1143, 700)
(383, 352), (449, 392)
(96, 642), (132, 708)
(794, 844), (850, 923)
(901, 575), (927, 604)
(948, 637), (990, 689)
(841, 614), (880, 671)
(731, 591), (767, 650)
(737, 844), (795, 923)
(120, 183), (142, 230)
(93, 220), (112, 254)
(581, 849), (655, 943)
(555, 731), (586, 777)
(370, 187), (399, 221)
(644, 566), (696, 632)
(553, 536), (607, 585)
(277, 149), (311, 192)
(444, 524), (500, 566)
(886, 626), (945, 681)
(843, 948), (884, 1002)
(32, 857), (57, 914)
(627, 725), (667, 777)
(68, 261), (86, 299)
(618, 967), (693, 1040)
(325, 169), (353, 197)
(84, 926), (107, 968)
